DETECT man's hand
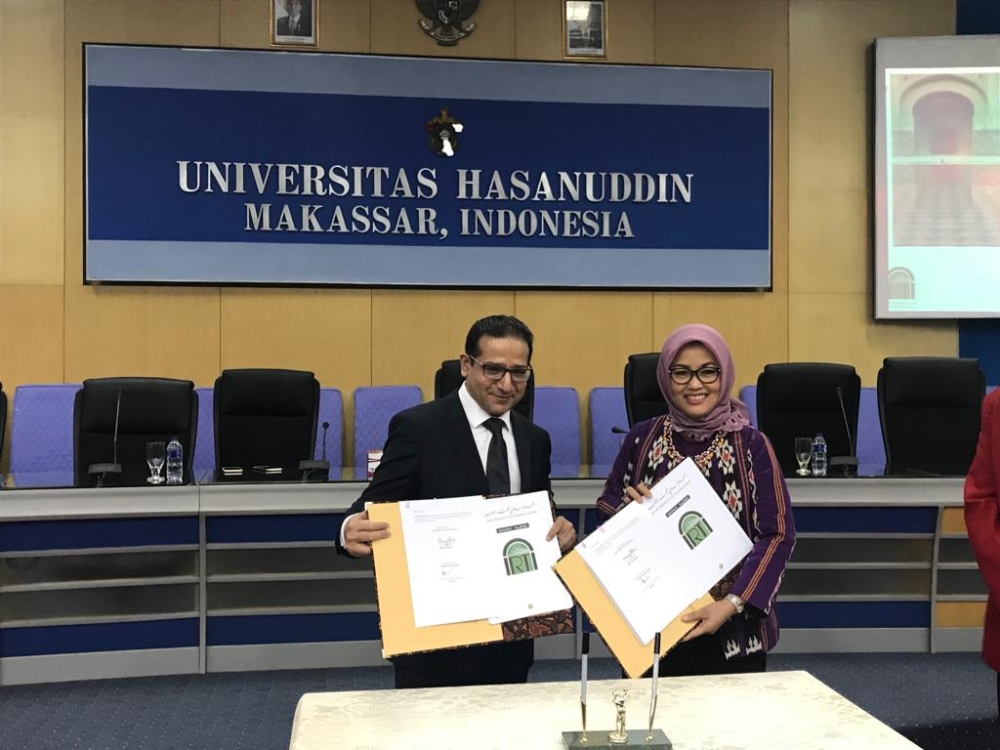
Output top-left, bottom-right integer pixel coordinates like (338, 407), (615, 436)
(342, 511), (391, 557)
(546, 515), (577, 552)
(625, 484), (653, 504)
(679, 598), (737, 641)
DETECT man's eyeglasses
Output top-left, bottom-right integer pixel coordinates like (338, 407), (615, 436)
(469, 355), (532, 383)
(668, 365), (721, 385)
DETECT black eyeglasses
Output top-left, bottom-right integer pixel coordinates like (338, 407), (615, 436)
(668, 365), (721, 385)
(469, 355), (532, 383)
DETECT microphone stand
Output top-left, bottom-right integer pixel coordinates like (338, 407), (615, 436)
(88, 388), (123, 487)
(580, 632), (589, 745)
(299, 421), (331, 481)
(829, 386), (859, 477)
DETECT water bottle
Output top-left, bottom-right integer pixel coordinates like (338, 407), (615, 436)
(811, 433), (828, 477)
(166, 437), (184, 485)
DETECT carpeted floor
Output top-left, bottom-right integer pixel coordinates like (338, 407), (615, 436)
(0, 653), (995, 749)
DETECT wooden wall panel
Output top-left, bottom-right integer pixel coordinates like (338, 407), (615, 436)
(0, 0), (64, 286)
(220, 288), (372, 389)
(940, 507), (967, 535)
(371, 290), (515, 395)
(62, 1), (224, 388)
(936, 601), (986, 629)
(789, 0), (955, 296)
(220, 0), (371, 52)
(655, 0), (789, 69)
(515, 291), (655, 464)
(652, 292), (789, 390)
(607, 0), (656, 65)
(513, 0), (561, 61)
(0, 285), (65, 387)
(372, 0), (514, 58)
(655, 0), (791, 298)
(64, 286), (222, 385)
(221, 288), (371, 469)
(787, 0), (957, 368)
(0, 0), (971, 472)
(788, 291), (956, 384)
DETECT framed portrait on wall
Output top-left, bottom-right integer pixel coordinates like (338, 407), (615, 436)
(272, 0), (317, 47)
(564, 0), (605, 59)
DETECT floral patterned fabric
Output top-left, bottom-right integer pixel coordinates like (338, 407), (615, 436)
(597, 415), (795, 661)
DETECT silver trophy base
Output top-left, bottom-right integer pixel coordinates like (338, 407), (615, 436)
(562, 729), (671, 749)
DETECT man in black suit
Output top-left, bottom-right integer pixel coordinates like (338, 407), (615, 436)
(276, 0), (311, 37)
(338, 314), (576, 689)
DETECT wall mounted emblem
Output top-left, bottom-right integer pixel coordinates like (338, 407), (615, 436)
(425, 109), (465, 157)
(416, 0), (480, 46)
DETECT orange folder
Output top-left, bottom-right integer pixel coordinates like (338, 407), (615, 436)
(554, 549), (713, 678)
(368, 502), (503, 657)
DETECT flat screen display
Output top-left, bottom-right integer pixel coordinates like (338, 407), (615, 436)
(874, 35), (1000, 319)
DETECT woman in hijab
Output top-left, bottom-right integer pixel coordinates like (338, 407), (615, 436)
(596, 324), (795, 676)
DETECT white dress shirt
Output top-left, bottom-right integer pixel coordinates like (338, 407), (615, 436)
(339, 382), (522, 546)
(457, 382), (522, 494)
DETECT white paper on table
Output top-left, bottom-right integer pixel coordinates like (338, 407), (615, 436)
(480, 491), (573, 624)
(577, 457), (754, 645)
(398, 496), (494, 628)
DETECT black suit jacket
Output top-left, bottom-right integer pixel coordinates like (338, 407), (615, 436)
(342, 391), (553, 685)
(277, 12), (311, 37)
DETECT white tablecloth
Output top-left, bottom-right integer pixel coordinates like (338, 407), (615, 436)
(288, 670), (920, 750)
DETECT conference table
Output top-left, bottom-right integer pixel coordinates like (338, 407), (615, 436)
(286, 671), (920, 750)
(0, 470), (980, 686)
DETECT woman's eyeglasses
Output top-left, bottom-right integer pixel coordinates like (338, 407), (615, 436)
(469, 355), (532, 383)
(668, 365), (721, 385)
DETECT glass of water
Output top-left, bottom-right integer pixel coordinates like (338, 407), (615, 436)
(794, 437), (813, 477)
(146, 441), (166, 484)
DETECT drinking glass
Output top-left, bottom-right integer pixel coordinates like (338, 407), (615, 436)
(146, 441), (166, 485)
(794, 437), (813, 477)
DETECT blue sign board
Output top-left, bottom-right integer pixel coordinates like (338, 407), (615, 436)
(84, 45), (772, 288)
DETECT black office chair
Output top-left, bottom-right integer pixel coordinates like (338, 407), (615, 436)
(0, 382), (7, 468)
(756, 363), (861, 477)
(214, 368), (320, 480)
(73, 377), (198, 487)
(434, 359), (534, 421)
(878, 357), (984, 477)
(624, 353), (667, 427)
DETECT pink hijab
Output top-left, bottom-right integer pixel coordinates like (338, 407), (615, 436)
(655, 324), (752, 442)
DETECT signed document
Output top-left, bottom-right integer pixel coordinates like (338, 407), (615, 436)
(576, 458), (753, 645)
(398, 491), (570, 628)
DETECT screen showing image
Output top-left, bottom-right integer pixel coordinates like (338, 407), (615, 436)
(874, 35), (1000, 319)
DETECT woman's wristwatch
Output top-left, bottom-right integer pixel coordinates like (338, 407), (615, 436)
(724, 593), (746, 614)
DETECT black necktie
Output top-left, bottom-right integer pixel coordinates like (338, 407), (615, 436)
(483, 417), (511, 496)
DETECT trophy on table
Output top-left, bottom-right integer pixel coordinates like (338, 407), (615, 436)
(562, 633), (671, 749)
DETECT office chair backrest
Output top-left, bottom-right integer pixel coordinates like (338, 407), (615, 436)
(0, 382), (6, 467)
(433, 358), (535, 421)
(194, 386), (215, 479)
(738, 385), (758, 428)
(74, 377), (198, 487)
(11, 384), (81, 476)
(624, 353), (666, 427)
(534, 386), (580, 477)
(856, 387), (886, 476)
(756, 363), (861, 477)
(214, 368), (319, 479)
(878, 357), (984, 476)
(316, 387), (343, 469)
(589, 386), (627, 475)
(353, 386), (422, 477)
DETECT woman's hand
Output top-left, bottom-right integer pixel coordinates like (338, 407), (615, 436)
(625, 484), (652, 504)
(679, 598), (737, 641)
